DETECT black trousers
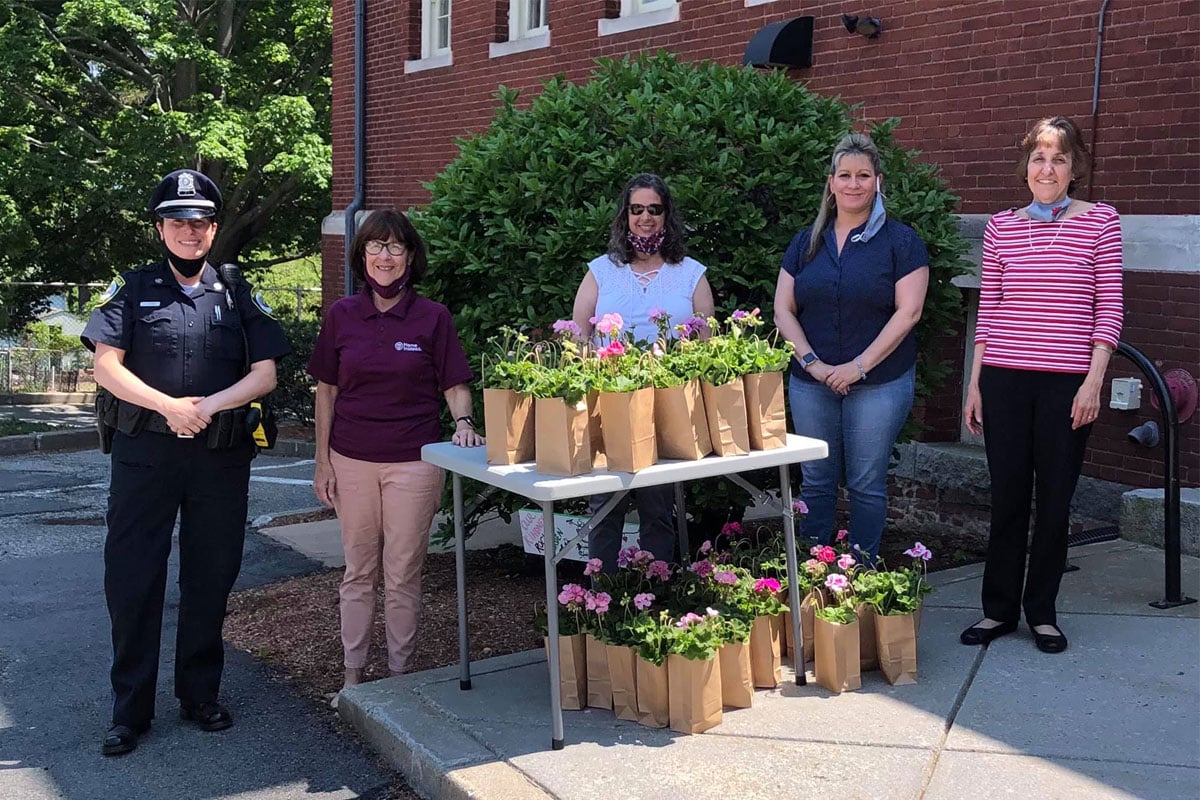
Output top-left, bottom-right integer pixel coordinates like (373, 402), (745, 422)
(979, 366), (1092, 626)
(105, 431), (253, 727)
(587, 485), (676, 574)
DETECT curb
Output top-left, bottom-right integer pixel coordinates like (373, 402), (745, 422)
(0, 429), (96, 456)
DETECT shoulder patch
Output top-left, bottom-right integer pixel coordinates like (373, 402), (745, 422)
(97, 276), (125, 306)
(252, 292), (276, 319)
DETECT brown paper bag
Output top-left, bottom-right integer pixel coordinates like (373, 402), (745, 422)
(535, 397), (592, 477)
(484, 388), (535, 465)
(584, 634), (611, 709)
(606, 644), (639, 721)
(781, 607), (793, 663)
(749, 614), (782, 688)
(717, 642), (754, 709)
(875, 612), (919, 685)
(586, 391), (607, 470)
(654, 379), (713, 460)
(635, 656), (670, 728)
(598, 387), (658, 472)
(856, 602), (879, 672)
(801, 589), (819, 664)
(544, 634), (587, 711)
(813, 617), (861, 693)
(701, 379), (750, 457)
(667, 654), (723, 734)
(744, 371), (788, 450)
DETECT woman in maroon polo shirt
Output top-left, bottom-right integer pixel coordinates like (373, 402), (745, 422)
(307, 208), (483, 696)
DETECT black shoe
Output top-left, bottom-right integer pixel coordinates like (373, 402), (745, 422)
(180, 701), (233, 732)
(1030, 624), (1068, 654)
(959, 619), (1018, 646)
(101, 722), (149, 756)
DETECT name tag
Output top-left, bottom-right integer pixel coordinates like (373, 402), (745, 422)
(139, 301), (161, 308)
(394, 341), (422, 352)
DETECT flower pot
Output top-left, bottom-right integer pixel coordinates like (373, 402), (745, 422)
(855, 602), (879, 672)
(717, 641), (753, 709)
(544, 634), (586, 710)
(597, 387), (657, 472)
(701, 379), (750, 457)
(813, 616), (861, 693)
(654, 379), (712, 460)
(635, 656), (669, 728)
(875, 612), (919, 685)
(584, 633), (611, 710)
(535, 397), (592, 477)
(667, 653), (723, 734)
(743, 371), (787, 450)
(749, 614), (782, 688)
(484, 388), (535, 465)
(800, 589), (821, 664)
(605, 643), (639, 721)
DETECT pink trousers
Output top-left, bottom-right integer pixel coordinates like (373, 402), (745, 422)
(331, 451), (444, 674)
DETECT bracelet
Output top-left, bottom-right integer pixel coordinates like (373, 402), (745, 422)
(1092, 342), (1114, 354)
(455, 415), (476, 429)
(854, 358), (868, 382)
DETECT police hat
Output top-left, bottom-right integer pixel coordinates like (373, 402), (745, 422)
(148, 169), (222, 219)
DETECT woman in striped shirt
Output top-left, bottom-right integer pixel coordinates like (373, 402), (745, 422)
(960, 116), (1123, 654)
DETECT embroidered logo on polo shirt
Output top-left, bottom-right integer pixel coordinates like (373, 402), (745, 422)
(394, 341), (422, 352)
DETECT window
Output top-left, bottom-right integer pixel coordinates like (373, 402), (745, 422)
(598, 0), (679, 37)
(423, 0), (451, 58)
(511, 0), (549, 39)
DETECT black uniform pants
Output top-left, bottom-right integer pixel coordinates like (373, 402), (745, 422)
(105, 431), (253, 727)
(587, 485), (676, 574)
(979, 366), (1092, 627)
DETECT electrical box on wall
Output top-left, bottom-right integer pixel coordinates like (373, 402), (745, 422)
(1110, 377), (1142, 410)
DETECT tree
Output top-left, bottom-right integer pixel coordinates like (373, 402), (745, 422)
(0, 0), (331, 331)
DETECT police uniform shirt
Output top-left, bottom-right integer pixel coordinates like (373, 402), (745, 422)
(82, 261), (291, 398)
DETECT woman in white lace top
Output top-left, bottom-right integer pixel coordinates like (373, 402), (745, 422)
(571, 173), (715, 572)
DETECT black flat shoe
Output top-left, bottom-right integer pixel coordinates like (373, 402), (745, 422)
(1031, 624), (1068, 653)
(101, 722), (149, 756)
(959, 619), (1018, 646)
(180, 701), (233, 732)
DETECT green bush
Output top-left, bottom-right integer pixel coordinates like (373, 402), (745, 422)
(269, 315), (318, 424)
(415, 52), (969, 540)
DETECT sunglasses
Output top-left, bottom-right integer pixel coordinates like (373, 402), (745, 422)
(365, 240), (408, 256)
(628, 203), (664, 216)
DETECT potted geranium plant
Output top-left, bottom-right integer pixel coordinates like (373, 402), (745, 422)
(627, 606), (672, 728)
(482, 326), (540, 464)
(855, 542), (934, 685)
(649, 311), (713, 460)
(525, 332), (595, 477)
(736, 309), (793, 450)
(813, 573), (861, 693)
(664, 608), (726, 734)
(535, 582), (591, 710)
(692, 314), (752, 457)
(591, 313), (658, 472)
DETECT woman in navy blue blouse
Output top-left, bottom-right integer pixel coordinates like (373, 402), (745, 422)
(772, 133), (930, 560)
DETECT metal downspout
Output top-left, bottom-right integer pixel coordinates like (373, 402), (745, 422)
(1087, 0), (1111, 201)
(343, 0), (367, 298)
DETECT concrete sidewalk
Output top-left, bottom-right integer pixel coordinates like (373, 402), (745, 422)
(338, 540), (1200, 800)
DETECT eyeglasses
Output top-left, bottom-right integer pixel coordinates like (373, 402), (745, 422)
(365, 240), (408, 256)
(628, 203), (664, 217)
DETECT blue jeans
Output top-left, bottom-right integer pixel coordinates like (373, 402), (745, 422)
(788, 366), (915, 560)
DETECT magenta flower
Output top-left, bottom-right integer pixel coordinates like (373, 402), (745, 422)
(714, 569), (738, 586)
(837, 554), (856, 571)
(647, 560), (672, 581)
(689, 559), (715, 578)
(721, 521), (743, 537)
(816, 545), (837, 564)
(731, 309), (748, 321)
(631, 549), (655, 568)
(824, 573), (850, 594)
(634, 592), (655, 611)
(552, 319), (581, 338)
(678, 316), (709, 339)
(698, 540), (713, 555)
(557, 583), (587, 606)
(753, 577), (782, 594)
(905, 542), (933, 561)
(792, 499), (809, 515)
(584, 590), (598, 611)
(617, 545), (639, 568)
(597, 341), (626, 359)
(592, 592), (611, 614)
(648, 307), (670, 323)
(583, 558), (603, 576)
(836, 529), (849, 542)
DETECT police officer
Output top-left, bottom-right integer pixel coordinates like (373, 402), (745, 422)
(82, 169), (290, 756)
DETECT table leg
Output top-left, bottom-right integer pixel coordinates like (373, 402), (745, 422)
(454, 473), (471, 690)
(779, 465), (806, 686)
(673, 482), (690, 563)
(542, 500), (565, 750)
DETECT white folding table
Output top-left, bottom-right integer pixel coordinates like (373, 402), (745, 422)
(421, 433), (828, 749)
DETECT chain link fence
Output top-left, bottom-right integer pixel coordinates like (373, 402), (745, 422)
(0, 348), (97, 394)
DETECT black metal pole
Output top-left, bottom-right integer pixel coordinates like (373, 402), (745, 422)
(1114, 342), (1195, 608)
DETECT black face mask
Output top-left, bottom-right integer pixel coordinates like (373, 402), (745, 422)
(160, 242), (207, 277)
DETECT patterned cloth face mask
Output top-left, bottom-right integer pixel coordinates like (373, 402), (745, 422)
(627, 229), (666, 255)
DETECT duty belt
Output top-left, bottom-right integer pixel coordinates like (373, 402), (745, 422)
(114, 400), (250, 450)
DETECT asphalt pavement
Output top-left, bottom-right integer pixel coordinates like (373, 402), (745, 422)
(0, 446), (394, 800)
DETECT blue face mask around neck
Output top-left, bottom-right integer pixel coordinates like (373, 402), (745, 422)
(1025, 197), (1072, 222)
(849, 191), (887, 244)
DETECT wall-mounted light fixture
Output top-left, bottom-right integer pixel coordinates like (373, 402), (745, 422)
(842, 13), (882, 39)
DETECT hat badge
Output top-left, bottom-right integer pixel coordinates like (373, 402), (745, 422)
(177, 172), (197, 197)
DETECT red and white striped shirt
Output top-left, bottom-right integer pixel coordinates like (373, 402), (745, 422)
(976, 203), (1124, 374)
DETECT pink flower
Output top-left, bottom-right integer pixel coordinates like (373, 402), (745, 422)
(754, 577), (782, 594)
(721, 521), (743, 537)
(837, 554), (856, 571)
(557, 583), (586, 606)
(594, 312), (624, 336)
(792, 500), (809, 515)
(698, 540), (713, 555)
(731, 309), (750, 321)
(689, 559), (714, 578)
(584, 590), (598, 611)
(592, 592), (611, 614)
(649, 307), (670, 323)
(583, 558), (603, 576)
(714, 569), (738, 586)
(617, 545), (639, 568)
(634, 592), (655, 611)
(631, 549), (655, 568)
(597, 341), (626, 359)
(816, 545), (837, 564)
(552, 319), (581, 338)
(675, 612), (705, 628)
(905, 542), (933, 561)
(836, 529), (849, 543)
(803, 559), (826, 577)
(647, 560), (672, 581)
(824, 573), (849, 594)
(706, 607), (720, 617)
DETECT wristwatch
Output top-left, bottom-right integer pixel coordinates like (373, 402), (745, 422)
(455, 415), (476, 429)
(799, 352), (819, 371)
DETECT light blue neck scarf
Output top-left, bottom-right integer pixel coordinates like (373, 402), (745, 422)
(849, 192), (887, 243)
(1026, 197), (1072, 222)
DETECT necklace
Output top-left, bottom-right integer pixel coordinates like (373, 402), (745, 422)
(1026, 205), (1071, 253)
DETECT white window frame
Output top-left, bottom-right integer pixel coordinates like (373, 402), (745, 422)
(598, 0), (679, 37)
(422, 0), (451, 59)
(490, 0), (551, 57)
